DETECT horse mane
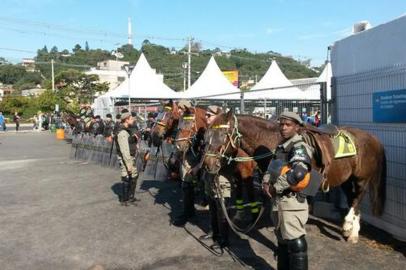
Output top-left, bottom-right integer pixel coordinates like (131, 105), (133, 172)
(300, 125), (333, 173)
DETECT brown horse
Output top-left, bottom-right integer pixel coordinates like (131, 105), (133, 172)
(204, 111), (386, 243)
(150, 100), (181, 147)
(174, 106), (208, 152)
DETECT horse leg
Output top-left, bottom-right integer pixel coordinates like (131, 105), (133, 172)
(347, 178), (369, 244)
(341, 176), (368, 243)
(341, 178), (355, 239)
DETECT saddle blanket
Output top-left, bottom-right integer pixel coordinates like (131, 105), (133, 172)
(333, 131), (357, 158)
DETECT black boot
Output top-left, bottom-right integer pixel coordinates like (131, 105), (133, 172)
(287, 236), (308, 270)
(173, 184), (195, 227)
(212, 199), (230, 249)
(277, 242), (289, 270)
(214, 221), (229, 248)
(128, 175), (140, 204)
(121, 177), (130, 206)
(208, 198), (220, 241)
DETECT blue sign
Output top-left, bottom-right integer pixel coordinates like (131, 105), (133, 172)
(373, 89), (406, 123)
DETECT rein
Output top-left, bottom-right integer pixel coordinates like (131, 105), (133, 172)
(205, 115), (275, 165)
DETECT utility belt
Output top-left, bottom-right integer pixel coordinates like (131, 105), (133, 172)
(280, 189), (306, 203)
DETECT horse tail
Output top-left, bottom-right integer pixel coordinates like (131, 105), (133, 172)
(369, 143), (387, 216)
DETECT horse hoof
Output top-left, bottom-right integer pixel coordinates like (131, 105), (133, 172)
(347, 235), (359, 244)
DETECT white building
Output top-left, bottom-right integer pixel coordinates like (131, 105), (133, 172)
(86, 60), (130, 90)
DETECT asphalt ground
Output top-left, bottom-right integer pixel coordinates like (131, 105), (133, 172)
(0, 132), (404, 270)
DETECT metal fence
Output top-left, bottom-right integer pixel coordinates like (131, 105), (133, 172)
(334, 65), (406, 240)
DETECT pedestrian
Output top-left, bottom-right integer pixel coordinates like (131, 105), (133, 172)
(115, 110), (140, 206)
(13, 112), (20, 132)
(0, 112), (6, 132)
(262, 111), (314, 270)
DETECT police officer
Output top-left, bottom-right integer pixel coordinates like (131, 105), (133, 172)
(201, 105), (232, 249)
(262, 111), (313, 270)
(116, 111), (140, 206)
(103, 113), (115, 142)
(172, 100), (204, 227)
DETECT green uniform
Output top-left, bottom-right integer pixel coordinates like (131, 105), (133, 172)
(264, 133), (313, 241)
(116, 128), (139, 205)
(117, 129), (139, 178)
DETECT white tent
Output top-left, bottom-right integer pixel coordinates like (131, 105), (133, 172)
(244, 60), (306, 100)
(93, 53), (180, 115)
(179, 56), (241, 100)
(317, 62), (332, 100)
(300, 62), (333, 100)
(103, 53), (179, 99)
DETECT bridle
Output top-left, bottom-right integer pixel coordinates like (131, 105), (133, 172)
(174, 114), (198, 145)
(205, 115), (242, 173)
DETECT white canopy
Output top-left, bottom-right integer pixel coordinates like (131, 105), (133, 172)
(300, 62), (333, 100)
(93, 53), (180, 115)
(103, 53), (179, 99)
(317, 62), (332, 100)
(244, 60), (306, 100)
(179, 56), (241, 100)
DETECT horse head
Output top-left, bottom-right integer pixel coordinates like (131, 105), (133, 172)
(175, 107), (208, 153)
(151, 100), (180, 146)
(204, 110), (239, 174)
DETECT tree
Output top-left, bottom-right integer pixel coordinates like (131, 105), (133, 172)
(85, 41), (89, 51)
(0, 64), (27, 84)
(50, 46), (58, 54)
(36, 89), (64, 112)
(55, 69), (107, 104)
(73, 44), (82, 53)
(0, 57), (9, 65)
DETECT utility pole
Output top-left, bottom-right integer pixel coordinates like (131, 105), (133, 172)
(187, 36), (193, 88)
(182, 62), (187, 91)
(122, 64), (135, 110)
(51, 59), (55, 92)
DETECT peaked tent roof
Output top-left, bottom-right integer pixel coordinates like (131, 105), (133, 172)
(180, 56), (241, 100)
(103, 53), (179, 99)
(245, 60), (306, 100)
(300, 62), (333, 100)
(316, 62), (332, 100)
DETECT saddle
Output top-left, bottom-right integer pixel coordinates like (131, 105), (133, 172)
(301, 125), (358, 183)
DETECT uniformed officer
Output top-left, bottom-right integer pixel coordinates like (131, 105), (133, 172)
(262, 111), (313, 270)
(103, 113), (115, 143)
(116, 111), (140, 206)
(201, 105), (232, 249)
(172, 100), (204, 227)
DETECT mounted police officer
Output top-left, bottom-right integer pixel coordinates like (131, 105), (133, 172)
(116, 111), (140, 206)
(262, 111), (314, 270)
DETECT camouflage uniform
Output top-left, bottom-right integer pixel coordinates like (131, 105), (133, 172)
(262, 111), (313, 270)
(116, 113), (139, 206)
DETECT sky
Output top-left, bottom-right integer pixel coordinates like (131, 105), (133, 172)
(0, 0), (405, 66)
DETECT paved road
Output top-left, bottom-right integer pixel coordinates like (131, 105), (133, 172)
(0, 132), (404, 270)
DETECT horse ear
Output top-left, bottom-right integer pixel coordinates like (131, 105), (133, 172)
(226, 110), (233, 120)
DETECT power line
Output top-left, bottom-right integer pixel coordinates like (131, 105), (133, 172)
(0, 47), (36, 54)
